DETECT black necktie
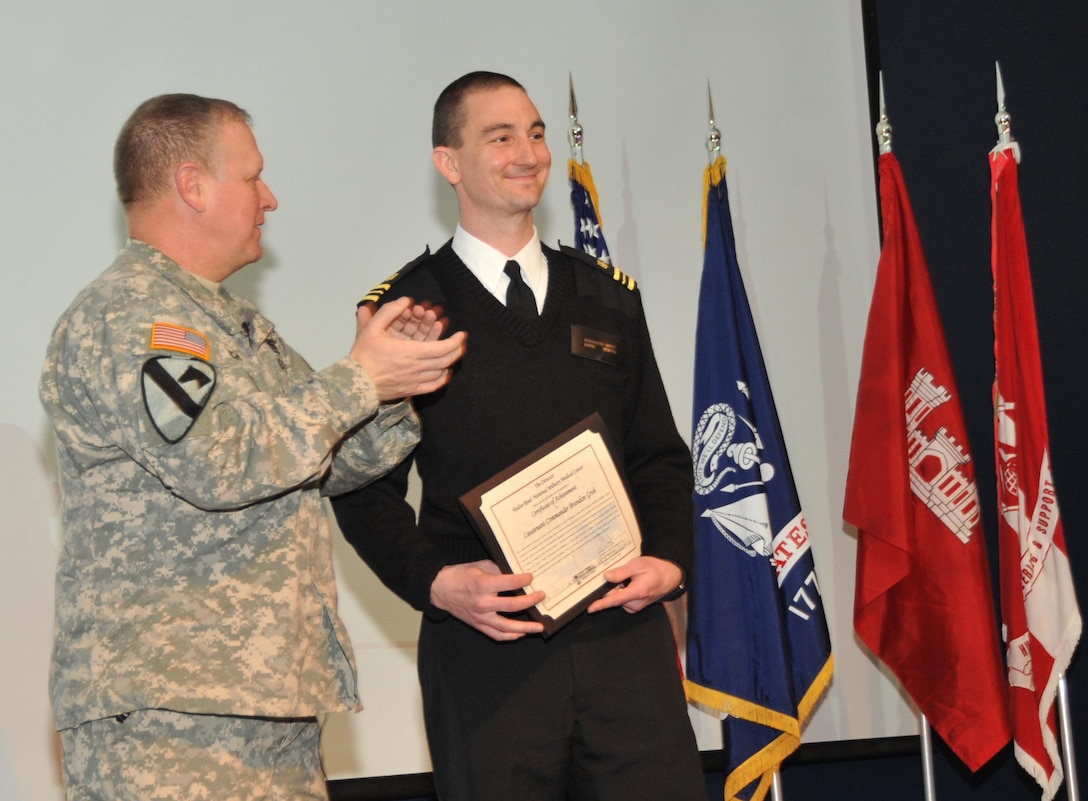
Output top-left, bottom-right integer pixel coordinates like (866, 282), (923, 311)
(504, 260), (537, 318)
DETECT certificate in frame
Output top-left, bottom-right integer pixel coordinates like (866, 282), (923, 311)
(459, 413), (642, 637)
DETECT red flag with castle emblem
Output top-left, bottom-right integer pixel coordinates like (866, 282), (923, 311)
(845, 152), (1010, 771)
(991, 145), (1081, 801)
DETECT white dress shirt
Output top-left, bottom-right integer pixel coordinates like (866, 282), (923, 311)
(451, 225), (549, 314)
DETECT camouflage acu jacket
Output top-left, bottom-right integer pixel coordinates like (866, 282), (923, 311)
(40, 240), (419, 729)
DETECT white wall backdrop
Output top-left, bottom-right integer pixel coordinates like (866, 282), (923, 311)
(0, 2), (902, 798)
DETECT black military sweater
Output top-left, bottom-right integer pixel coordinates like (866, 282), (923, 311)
(332, 241), (693, 617)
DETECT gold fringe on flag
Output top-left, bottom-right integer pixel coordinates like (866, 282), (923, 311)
(569, 158), (608, 230)
(702, 155), (728, 247)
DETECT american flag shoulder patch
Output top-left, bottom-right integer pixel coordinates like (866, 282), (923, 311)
(150, 322), (211, 360)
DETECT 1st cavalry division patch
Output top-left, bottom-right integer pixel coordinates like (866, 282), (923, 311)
(141, 356), (216, 443)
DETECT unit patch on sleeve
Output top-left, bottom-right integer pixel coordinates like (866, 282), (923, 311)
(141, 357), (217, 443)
(150, 322), (211, 360)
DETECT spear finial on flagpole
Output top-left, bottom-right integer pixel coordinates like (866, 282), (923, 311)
(568, 73), (584, 165)
(991, 61), (1022, 162)
(706, 80), (721, 164)
(875, 71), (893, 154)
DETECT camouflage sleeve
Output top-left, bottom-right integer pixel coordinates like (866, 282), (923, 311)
(55, 293), (388, 512)
(323, 400), (420, 497)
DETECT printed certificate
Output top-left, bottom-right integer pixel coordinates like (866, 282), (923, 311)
(459, 413), (642, 637)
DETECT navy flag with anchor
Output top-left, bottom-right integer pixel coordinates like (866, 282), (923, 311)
(684, 156), (833, 801)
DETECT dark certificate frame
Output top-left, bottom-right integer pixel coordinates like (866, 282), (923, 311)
(458, 413), (642, 637)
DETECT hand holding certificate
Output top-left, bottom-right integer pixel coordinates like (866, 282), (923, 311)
(459, 413), (642, 637)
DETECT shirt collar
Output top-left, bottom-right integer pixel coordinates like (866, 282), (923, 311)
(451, 224), (548, 300)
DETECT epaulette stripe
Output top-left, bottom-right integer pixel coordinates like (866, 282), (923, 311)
(609, 267), (637, 291)
(359, 278), (396, 306)
(357, 246), (433, 307)
(558, 242), (637, 292)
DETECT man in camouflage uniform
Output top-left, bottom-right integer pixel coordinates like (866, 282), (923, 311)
(39, 94), (466, 801)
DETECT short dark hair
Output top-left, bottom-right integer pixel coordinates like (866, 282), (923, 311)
(114, 93), (251, 207)
(432, 72), (525, 148)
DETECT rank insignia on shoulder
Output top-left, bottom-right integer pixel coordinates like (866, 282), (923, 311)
(141, 357), (216, 443)
(150, 322), (211, 360)
(358, 247), (432, 307)
(359, 274), (397, 307)
(560, 244), (637, 291)
(607, 264), (637, 291)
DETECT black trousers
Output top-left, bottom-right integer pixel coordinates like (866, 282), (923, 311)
(418, 604), (706, 801)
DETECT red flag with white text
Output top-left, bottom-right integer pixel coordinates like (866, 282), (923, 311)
(990, 146), (1081, 801)
(845, 152), (1010, 772)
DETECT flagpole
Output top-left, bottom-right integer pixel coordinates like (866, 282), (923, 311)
(771, 770), (784, 801)
(876, 81), (941, 801)
(876, 72), (892, 156)
(920, 714), (937, 801)
(991, 62), (1083, 798)
(875, 76), (940, 801)
(567, 73), (583, 166)
(878, 76), (937, 801)
(706, 80), (720, 164)
(991, 62), (1021, 163)
(1058, 675), (1081, 801)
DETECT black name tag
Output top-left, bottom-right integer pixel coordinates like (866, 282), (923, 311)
(571, 325), (624, 368)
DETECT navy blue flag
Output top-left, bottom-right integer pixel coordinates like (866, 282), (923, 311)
(685, 157), (833, 801)
(569, 158), (612, 265)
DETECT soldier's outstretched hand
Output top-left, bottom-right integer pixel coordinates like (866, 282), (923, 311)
(351, 297), (466, 400)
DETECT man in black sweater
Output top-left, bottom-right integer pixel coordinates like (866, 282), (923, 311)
(331, 71), (705, 801)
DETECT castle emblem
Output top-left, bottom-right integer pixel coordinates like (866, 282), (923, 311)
(904, 369), (980, 543)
